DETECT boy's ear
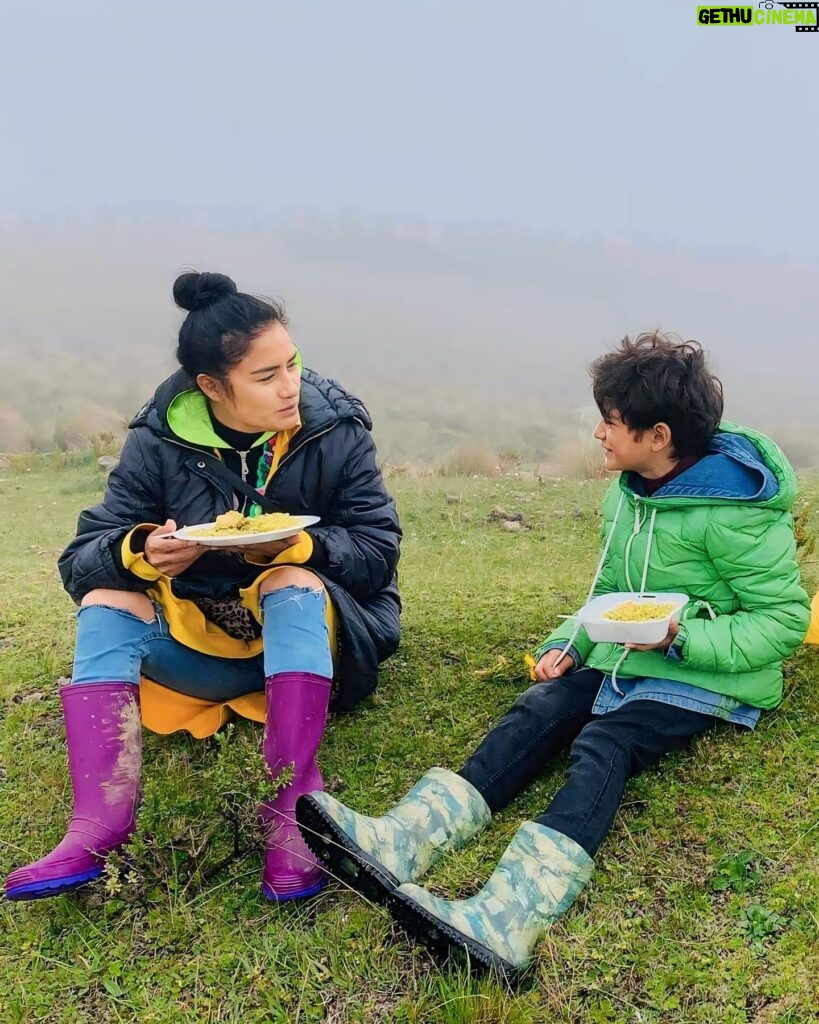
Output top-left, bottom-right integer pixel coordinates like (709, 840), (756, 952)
(651, 422), (674, 453)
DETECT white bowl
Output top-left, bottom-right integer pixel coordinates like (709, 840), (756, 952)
(576, 592), (688, 645)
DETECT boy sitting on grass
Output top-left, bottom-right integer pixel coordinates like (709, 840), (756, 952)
(296, 332), (811, 980)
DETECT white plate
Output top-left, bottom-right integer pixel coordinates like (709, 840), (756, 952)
(576, 591), (688, 645)
(173, 515), (320, 547)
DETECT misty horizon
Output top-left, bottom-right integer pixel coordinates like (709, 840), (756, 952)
(0, 0), (816, 465)
(0, 216), (816, 468)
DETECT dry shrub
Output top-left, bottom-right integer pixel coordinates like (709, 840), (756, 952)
(554, 437), (606, 480)
(382, 461), (431, 479)
(497, 449), (523, 474)
(91, 431), (123, 458)
(0, 406), (34, 452)
(438, 444), (499, 477)
(794, 501), (815, 558)
(54, 405), (128, 453)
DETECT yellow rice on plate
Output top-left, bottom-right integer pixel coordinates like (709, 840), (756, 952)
(188, 510), (299, 537)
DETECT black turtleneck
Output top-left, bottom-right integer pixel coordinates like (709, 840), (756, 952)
(207, 407), (266, 496)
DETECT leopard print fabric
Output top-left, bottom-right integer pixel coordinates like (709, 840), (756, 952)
(194, 596), (262, 643)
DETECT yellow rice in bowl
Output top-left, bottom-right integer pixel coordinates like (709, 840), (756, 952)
(602, 601), (676, 622)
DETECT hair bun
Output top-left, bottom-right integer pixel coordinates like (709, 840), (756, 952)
(173, 271), (238, 313)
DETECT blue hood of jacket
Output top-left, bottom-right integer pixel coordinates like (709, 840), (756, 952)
(630, 431), (780, 503)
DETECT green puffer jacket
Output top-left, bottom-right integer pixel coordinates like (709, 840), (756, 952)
(539, 423), (811, 709)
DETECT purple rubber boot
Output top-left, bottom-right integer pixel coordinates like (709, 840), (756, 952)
(258, 671), (331, 901)
(5, 681), (142, 901)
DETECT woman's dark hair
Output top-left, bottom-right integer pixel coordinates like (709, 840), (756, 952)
(173, 271), (287, 382)
(590, 331), (724, 458)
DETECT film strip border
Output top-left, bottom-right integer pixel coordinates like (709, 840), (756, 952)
(777, 2), (819, 31)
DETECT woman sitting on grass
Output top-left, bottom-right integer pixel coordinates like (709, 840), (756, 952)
(4, 271), (401, 904)
(296, 332), (811, 980)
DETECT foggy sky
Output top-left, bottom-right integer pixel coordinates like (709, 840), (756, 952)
(0, 1), (817, 454)
(1, 0), (817, 259)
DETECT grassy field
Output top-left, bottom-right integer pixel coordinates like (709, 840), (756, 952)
(1, 454), (817, 1024)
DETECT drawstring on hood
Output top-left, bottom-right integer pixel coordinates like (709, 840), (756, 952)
(552, 491), (627, 671)
(610, 503), (658, 692)
(551, 495), (660, 690)
(623, 502), (657, 595)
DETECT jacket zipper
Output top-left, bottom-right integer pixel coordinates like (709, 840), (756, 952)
(623, 496), (642, 591)
(164, 423), (337, 498)
(238, 450), (249, 482)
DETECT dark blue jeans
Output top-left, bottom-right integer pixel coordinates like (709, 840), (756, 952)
(458, 668), (716, 857)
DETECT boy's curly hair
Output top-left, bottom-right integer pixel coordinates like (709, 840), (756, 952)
(591, 331), (724, 458)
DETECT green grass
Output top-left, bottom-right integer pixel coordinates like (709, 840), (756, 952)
(1, 456), (818, 1023)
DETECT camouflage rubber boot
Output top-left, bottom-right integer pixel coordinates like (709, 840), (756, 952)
(295, 767), (491, 905)
(387, 821), (594, 981)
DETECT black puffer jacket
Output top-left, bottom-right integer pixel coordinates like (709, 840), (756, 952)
(59, 368), (402, 711)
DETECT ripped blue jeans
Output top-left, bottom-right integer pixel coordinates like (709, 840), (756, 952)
(71, 587), (333, 699)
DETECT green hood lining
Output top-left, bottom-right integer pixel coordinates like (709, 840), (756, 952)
(166, 390), (273, 449)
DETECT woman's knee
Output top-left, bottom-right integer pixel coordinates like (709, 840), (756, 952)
(259, 567), (324, 595)
(80, 589), (156, 623)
